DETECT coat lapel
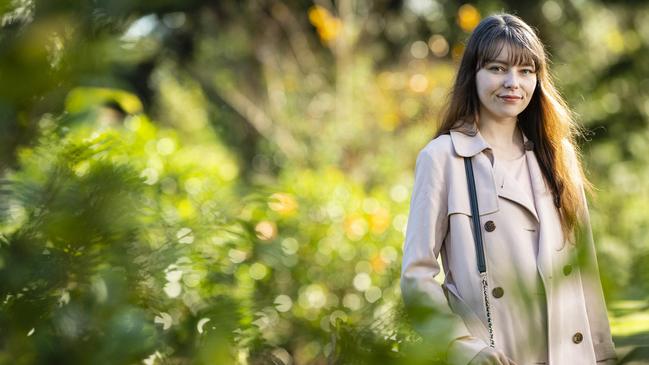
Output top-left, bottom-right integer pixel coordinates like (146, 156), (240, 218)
(526, 144), (559, 281)
(492, 132), (540, 223)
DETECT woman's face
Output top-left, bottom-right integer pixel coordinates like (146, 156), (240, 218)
(475, 44), (537, 122)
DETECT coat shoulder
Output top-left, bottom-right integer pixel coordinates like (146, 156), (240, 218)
(417, 134), (456, 164)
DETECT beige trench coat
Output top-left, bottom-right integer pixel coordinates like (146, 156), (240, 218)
(401, 128), (617, 365)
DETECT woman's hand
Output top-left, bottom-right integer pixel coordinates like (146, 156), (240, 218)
(468, 347), (518, 365)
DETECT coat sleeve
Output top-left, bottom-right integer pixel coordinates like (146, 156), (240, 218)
(578, 187), (618, 362)
(400, 148), (488, 364)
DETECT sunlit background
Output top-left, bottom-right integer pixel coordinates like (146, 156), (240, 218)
(0, 0), (648, 364)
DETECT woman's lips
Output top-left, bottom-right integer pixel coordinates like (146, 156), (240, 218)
(498, 95), (522, 102)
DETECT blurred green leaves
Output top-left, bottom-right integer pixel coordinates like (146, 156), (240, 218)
(0, 104), (247, 363)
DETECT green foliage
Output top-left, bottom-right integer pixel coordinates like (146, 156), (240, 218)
(0, 112), (246, 363)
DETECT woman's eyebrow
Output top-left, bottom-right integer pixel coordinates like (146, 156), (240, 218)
(487, 59), (535, 68)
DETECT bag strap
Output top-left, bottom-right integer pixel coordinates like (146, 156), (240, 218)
(463, 157), (487, 273)
(463, 157), (495, 348)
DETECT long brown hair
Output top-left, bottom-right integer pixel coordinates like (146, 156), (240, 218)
(436, 13), (592, 240)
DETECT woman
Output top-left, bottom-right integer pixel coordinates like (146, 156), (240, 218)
(400, 13), (617, 365)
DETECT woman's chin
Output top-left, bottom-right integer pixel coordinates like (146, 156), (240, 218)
(495, 107), (525, 119)
(489, 111), (522, 120)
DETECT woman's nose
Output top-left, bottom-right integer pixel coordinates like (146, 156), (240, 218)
(503, 70), (519, 89)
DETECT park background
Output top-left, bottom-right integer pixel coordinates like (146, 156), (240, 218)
(0, 0), (648, 364)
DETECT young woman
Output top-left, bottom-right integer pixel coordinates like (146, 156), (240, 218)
(400, 14), (617, 365)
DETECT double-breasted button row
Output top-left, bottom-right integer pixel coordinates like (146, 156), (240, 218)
(484, 220), (496, 232)
(572, 332), (583, 344)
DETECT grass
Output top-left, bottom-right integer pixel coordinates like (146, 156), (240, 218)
(609, 299), (649, 364)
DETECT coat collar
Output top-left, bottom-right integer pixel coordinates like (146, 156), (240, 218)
(449, 125), (535, 158)
(449, 128), (491, 158)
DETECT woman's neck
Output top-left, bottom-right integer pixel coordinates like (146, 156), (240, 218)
(478, 117), (524, 159)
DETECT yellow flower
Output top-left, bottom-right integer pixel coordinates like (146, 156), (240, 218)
(308, 5), (342, 44)
(369, 207), (390, 234)
(308, 5), (328, 28)
(344, 214), (368, 241)
(371, 254), (386, 274)
(457, 4), (481, 32)
(268, 192), (298, 216)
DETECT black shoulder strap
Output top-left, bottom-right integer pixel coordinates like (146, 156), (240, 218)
(463, 157), (487, 273)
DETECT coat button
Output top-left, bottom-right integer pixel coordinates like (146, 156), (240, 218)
(484, 221), (496, 232)
(492, 287), (504, 298)
(563, 264), (573, 276)
(572, 332), (583, 344)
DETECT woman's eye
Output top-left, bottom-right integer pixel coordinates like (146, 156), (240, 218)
(489, 66), (505, 72)
(521, 69), (536, 75)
